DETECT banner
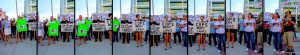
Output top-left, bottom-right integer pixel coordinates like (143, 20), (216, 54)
(61, 23), (74, 32)
(134, 21), (146, 31)
(150, 25), (161, 35)
(92, 22), (105, 31)
(27, 22), (37, 31)
(226, 12), (238, 29)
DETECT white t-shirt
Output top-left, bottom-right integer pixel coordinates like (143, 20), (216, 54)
(180, 20), (187, 32)
(214, 21), (225, 34)
(76, 20), (85, 26)
(244, 19), (255, 32)
(270, 19), (282, 32)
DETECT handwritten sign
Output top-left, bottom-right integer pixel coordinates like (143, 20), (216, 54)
(27, 22), (37, 31)
(134, 21), (146, 31)
(226, 12), (238, 29)
(151, 25), (161, 35)
(92, 22), (105, 31)
(194, 21), (210, 34)
(162, 21), (176, 33)
(61, 23), (74, 32)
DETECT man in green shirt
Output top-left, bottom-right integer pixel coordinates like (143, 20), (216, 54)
(112, 17), (120, 42)
(16, 15), (27, 43)
(47, 16), (60, 45)
(77, 15), (87, 46)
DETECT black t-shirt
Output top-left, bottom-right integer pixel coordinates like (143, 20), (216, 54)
(60, 20), (68, 24)
(284, 17), (296, 32)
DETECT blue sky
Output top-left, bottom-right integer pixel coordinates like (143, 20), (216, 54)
(0, 0), (24, 19)
(151, 0), (164, 15)
(113, 0), (132, 18)
(265, 0), (279, 13)
(188, 0), (207, 15)
(38, 0), (60, 21)
(75, 0), (96, 19)
(225, 0), (244, 13)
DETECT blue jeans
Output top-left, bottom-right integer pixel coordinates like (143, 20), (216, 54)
(113, 30), (119, 42)
(245, 32), (255, 50)
(181, 32), (188, 47)
(216, 33), (225, 50)
(144, 30), (150, 42)
(272, 32), (282, 51)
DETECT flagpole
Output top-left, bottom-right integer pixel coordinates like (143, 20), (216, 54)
(51, 0), (53, 16)
(16, 0), (18, 16)
(86, 0), (89, 17)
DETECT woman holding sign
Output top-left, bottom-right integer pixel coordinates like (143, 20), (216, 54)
(135, 14), (143, 47)
(243, 13), (257, 52)
(226, 13), (235, 48)
(163, 15), (172, 50)
(16, 16), (27, 43)
(214, 15), (225, 52)
(121, 15), (129, 44)
(197, 16), (206, 51)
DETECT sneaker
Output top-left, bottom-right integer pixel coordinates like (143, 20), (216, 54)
(231, 46), (234, 48)
(208, 45), (211, 48)
(254, 50), (258, 52)
(246, 48), (249, 51)
(218, 50), (221, 52)
(173, 44), (176, 46)
(273, 49), (276, 51)
(164, 48), (167, 50)
(238, 43), (241, 45)
(203, 48), (205, 50)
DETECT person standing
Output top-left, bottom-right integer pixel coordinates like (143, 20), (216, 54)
(60, 16), (70, 42)
(135, 15), (143, 47)
(238, 14), (246, 45)
(173, 16), (181, 45)
(208, 17), (217, 47)
(215, 15), (226, 52)
(180, 15), (188, 49)
(282, 11), (296, 53)
(243, 13), (257, 52)
(197, 16), (207, 50)
(3, 16), (12, 45)
(121, 15), (129, 44)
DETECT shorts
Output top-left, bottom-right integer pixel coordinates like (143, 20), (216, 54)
(4, 28), (11, 35)
(283, 32), (294, 46)
(227, 29), (237, 33)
